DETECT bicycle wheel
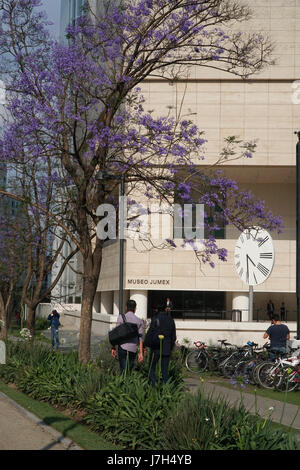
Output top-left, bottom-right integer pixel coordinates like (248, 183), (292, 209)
(252, 360), (267, 385)
(235, 359), (251, 376)
(274, 367), (299, 392)
(221, 359), (239, 378)
(241, 359), (257, 385)
(185, 350), (208, 373)
(256, 361), (278, 389)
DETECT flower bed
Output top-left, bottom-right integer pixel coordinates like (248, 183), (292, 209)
(0, 340), (299, 450)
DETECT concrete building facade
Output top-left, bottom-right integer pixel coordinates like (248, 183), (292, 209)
(53, 0), (299, 346)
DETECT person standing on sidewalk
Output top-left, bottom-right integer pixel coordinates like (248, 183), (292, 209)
(47, 310), (61, 351)
(111, 299), (144, 373)
(263, 314), (290, 361)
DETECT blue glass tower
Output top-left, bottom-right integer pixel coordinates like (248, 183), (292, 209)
(60, 0), (85, 42)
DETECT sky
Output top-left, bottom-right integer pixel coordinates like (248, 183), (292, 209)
(40, 0), (61, 37)
(0, 0), (61, 110)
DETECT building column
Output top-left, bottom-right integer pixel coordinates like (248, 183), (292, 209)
(232, 292), (249, 322)
(113, 291), (119, 316)
(93, 292), (101, 313)
(100, 291), (113, 315)
(129, 290), (148, 320)
(113, 290), (130, 316)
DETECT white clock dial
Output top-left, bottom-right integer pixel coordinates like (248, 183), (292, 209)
(234, 227), (275, 286)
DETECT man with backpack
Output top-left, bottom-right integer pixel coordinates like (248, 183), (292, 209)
(145, 305), (176, 386)
(111, 299), (144, 373)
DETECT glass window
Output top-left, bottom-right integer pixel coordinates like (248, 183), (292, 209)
(173, 185), (225, 240)
(148, 290), (226, 319)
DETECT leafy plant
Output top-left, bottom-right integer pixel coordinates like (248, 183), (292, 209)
(160, 388), (300, 450)
(35, 317), (50, 331)
(84, 373), (186, 449)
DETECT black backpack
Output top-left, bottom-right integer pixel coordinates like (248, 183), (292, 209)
(144, 316), (161, 349)
(109, 313), (139, 347)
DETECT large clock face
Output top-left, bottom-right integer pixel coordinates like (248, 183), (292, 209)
(234, 227), (275, 286)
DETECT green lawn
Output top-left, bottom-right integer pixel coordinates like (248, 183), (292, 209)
(0, 381), (119, 450)
(184, 370), (300, 407)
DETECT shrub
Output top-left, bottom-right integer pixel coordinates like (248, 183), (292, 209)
(84, 373), (186, 449)
(2, 342), (109, 408)
(94, 339), (120, 377)
(35, 317), (50, 331)
(160, 389), (300, 450)
(134, 344), (185, 387)
(15, 350), (108, 408)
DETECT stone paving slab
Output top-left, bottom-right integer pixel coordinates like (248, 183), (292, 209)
(0, 392), (82, 451)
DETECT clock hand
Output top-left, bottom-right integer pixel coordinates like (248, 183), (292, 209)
(246, 255), (249, 282)
(247, 255), (256, 267)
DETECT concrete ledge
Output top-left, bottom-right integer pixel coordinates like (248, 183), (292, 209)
(59, 309), (298, 348)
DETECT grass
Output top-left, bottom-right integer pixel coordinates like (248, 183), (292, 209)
(184, 372), (300, 443)
(0, 381), (119, 450)
(209, 377), (300, 407)
(184, 369), (300, 407)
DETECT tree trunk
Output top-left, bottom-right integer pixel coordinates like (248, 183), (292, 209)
(26, 305), (36, 339)
(0, 294), (8, 341)
(0, 314), (8, 341)
(78, 248), (102, 364)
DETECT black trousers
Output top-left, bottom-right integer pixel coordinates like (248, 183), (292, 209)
(149, 350), (170, 386)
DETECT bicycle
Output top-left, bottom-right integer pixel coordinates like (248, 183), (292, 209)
(255, 350), (300, 390)
(219, 341), (257, 378)
(185, 339), (234, 374)
(239, 342), (270, 385)
(275, 361), (300, 392)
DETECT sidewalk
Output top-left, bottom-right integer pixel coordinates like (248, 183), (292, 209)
(184, 377), (300, 431)
(0, 391), (81, 450)
(42, 328), (105, 359)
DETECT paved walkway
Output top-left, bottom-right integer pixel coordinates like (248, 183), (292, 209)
(0, 391), (81, 450)
(184, 377), (300, 431)
(42, 328), (105, 359)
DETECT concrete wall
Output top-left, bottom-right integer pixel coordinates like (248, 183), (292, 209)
(38, 304), (298, 349)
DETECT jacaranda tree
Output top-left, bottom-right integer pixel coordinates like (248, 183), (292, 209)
(0, 0), (282, 362)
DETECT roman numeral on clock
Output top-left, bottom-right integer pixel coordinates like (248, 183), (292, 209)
(259, 253), (273, 259)
(257, 262), (269, 277)
(258, 236), (269, 247)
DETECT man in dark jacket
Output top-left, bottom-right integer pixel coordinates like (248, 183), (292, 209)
(47, 310), (61, 350)
(147, 305), (176, 386)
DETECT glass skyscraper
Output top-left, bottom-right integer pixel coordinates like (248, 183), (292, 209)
(60, 0), (85, 42)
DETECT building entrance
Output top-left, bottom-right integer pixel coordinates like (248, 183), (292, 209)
(148, 290), (226, 320)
